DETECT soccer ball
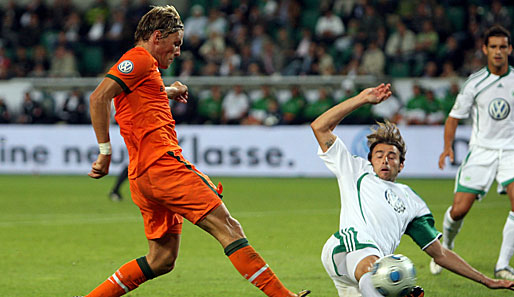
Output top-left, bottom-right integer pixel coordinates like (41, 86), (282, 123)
(371, 254), (416, 297)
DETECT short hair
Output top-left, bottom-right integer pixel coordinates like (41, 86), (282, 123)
(483, 25), (511, 46)
(367, 120), (406, 163)
(134, 5), (184, 43)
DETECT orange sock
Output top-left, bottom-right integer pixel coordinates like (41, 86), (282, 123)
(86, 257), (155, 297)
(225, 238), (294, 297)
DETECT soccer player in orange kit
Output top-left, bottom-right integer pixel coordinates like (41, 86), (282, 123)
(83, 5), (310, 297)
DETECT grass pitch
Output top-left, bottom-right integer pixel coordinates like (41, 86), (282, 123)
(0, 175), (512, 297)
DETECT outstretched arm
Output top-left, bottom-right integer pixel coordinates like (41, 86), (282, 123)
(438, 116), (459, 169)
(88, 78), (123, 179)
(310, 83), (392, 152)
(425, 240), (514, 290)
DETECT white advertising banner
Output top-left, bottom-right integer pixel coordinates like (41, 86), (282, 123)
(0, 125), (472, 178)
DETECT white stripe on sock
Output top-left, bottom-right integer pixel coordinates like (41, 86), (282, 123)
(112, 273), (129, 293)
(248, 264), (269, 283)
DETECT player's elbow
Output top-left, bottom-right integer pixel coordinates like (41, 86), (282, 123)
(89, 90), (111, 107)
(433, 246), (451, 265)
(311, 119), (334, 136)
(310, 119), (325, 133)
(310, 121), (319, 132)
(89, 90), (102, 105)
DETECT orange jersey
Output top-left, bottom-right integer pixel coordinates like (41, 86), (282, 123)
(106, 47), (181, 178)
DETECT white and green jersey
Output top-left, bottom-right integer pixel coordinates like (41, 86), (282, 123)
(450, 66), (514, 149)
(318, 137), (441, 255)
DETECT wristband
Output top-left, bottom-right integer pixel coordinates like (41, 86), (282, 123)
(99, 142), (112, 155)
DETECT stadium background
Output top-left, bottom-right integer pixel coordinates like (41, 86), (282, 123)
(1, 1), (514, 296)
(2, 0), (513, 177)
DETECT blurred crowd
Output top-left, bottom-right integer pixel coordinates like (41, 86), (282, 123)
(0, 0), (512, 125)
(1, 0), (512, 79)
(0, 80), (460, 126)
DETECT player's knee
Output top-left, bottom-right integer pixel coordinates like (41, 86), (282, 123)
(209, 211), (243, 232)
(147, 252), (178, 276)
(226, 215), (242, 232)
(161, 258), (177, 274)
(152, 257), (177, 276)
(354, 255), (379, 282)
(449, 206), (468, 220)
(218, 215), (246, 243)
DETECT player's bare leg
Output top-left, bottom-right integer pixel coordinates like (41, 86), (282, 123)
(146, 233), (181, 276)
(495, 182), (514, 280)
(353, 255), (383, 297)
(449, 192), (477, 221)
(83, 234), (179, 297)
(198, 203), (309, 296)
(430, 192), (476, 275)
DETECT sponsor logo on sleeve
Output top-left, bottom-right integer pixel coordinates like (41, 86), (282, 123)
(118, 60), (134, 74)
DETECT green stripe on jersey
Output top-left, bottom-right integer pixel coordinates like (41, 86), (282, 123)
(472, 76), (502, 134)
(356, 173), (369, 224)
(333, 228), (377, 253)
(106, 74), (132, 94)
(166, 151), (221, 199)
(501, 177), (514, 188)
(456, 184), (485, 195)
(500, 66), (511, 77)
(455, 149), (485, 195)
(405, 214), (441, 250)
(459, 68), (486, 94)
(332, 228), (378, 276)
(474, 76), (502, 99)
(474, 72), (491, 89)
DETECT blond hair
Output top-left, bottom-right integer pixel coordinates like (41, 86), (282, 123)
(134, 5), (184, 42)
(367, 120), (406, 163)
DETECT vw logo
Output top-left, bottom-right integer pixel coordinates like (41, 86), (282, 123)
(488, 98), (510, 120)
(118, 60), (134, 74)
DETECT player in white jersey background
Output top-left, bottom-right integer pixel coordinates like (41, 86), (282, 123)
(431, 25), (514, 281)
(310, 83), (514, 296)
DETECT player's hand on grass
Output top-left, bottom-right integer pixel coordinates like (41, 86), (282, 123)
(484, 278), (514, 290)
(167, 81), (188, 103)
(88, 154), (111, 179)
(438, 147), (454, 170)
(361, 83), (392, 105)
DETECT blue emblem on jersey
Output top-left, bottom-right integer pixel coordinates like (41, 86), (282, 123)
(384, 188), (406, 213)
(118, 60), (134, 74)
(488, 98), (510, 120)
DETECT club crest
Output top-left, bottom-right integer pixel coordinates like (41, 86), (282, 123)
(384, 188), (406, 213)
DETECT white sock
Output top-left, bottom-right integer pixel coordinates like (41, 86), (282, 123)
(358, 272), (383, 297)
(442, 206), (464, 250)
(496, 211), (514, 270)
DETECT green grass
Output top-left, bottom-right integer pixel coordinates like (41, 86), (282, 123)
(0, 176), (512, 296)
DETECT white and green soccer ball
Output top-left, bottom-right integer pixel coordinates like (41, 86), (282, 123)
(371, 254), (417, 297)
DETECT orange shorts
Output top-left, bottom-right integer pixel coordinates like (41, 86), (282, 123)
(129, 150), (223, 239)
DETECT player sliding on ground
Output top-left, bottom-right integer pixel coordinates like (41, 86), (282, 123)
(81, 5), (309, 297)
(310, 83), (514, 296)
